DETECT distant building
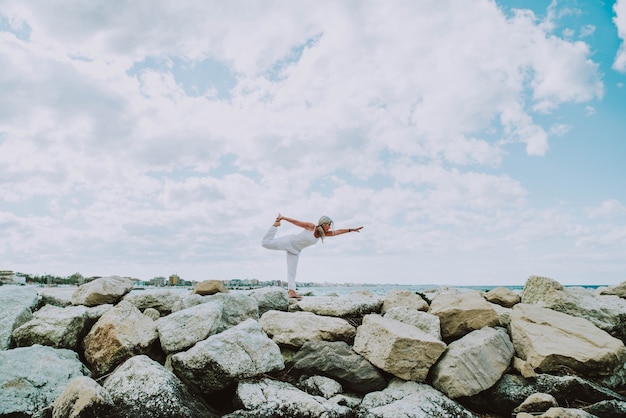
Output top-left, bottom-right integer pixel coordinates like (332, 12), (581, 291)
(169, 274), (180, 286)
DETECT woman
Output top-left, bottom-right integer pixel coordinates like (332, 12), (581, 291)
(261, 214), (363, 299)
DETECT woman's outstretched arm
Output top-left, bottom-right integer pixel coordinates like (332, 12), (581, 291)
(326, 226), (363, 237)
(277, 214), (316, 230)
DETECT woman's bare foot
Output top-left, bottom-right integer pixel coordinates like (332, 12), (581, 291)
(288, 289), (302, 299)
(273, 214), (282, 227)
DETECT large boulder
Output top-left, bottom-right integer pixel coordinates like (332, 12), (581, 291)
(123, 289), (184, 315)
(510, 303), (626, 377)
(292, 340), (387, 393)
(156, 300), (222, 354)
(207, 292), (259, 333)
(38, 287), (75, 307)
(0, 285), (37, 350)
(431, 327), (514, 398)
(228, 377), (353, 417)
(521, 275), (626, 342)
(599, 281), (626, 298)
(103, 355), (218, 418)
(291, 291), (383, 318)
(12, 304), (88, 351)
(0, 345), (90, 417)
(381, 289), (429, 313)
(259, 310), (356, 348)
(352, 314), (446, 381)
(383, 306), (442, 340)
(52, 376), (116, 418)
(192, 279), (228, 295)
(247, 286), (290, 315)
(429, 291), (500, 340)
(356, 378), (477, 418)
(71, 275), (133, 306)
(83, 300), (158, 376)
(171, 318), (284, 393)
(484, 286), (521, 308)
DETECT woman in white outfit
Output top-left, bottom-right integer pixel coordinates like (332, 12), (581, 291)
(262, 214), (363, 299)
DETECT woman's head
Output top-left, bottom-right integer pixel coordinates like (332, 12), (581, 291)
(316, 215), (333, 241)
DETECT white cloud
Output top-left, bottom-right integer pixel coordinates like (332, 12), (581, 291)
(614, 0), (626, 72)
(586, 199), (626, 219)
(0, 0), (619, 284)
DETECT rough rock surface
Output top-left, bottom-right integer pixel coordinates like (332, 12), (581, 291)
(13, 304), (88, 350)
(431, 326), (514, 398)
(83, 300), (158, 376)
(122, 289), (184, 315)
(292, 291), (384, 317)
(383, 306), (442, 339)
(260, 310), (356, 348)
(247, 286), (290, 315)
(510, 303), (626, 376)
(0, 345), (90, 417)
(71, 275), (133, 307)
(513, 392), (559, 414)
(156, 300), (222, 354)
(292, 340), (387, 393)
(0, 285), (38, 349)
(353, 314), (446, 381)
(484, 286), (521, 308)
(381, 289), (429, 313)
(171, 318), (284, 393)
(192, 279), (228, 295)
(356, 378), (477, 418)
(52, 376), (116, 418)
(429, 291), (500, 339)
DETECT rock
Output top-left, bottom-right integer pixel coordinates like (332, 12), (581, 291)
(83, 300), (159, 376)
(539, 407), (598, 417)
(489, 302), (512, 327)
(192, 279), (228, 295)
(207, 292), (259, 332)
(509, 303), (626, 377)
(299, 375), (343, 399)
(171, 318), (284, 393)
(484, 286), (521, 308)
(383, 306), (442, 339)
(103, 355), (218, 418)
(353, 314), (446, 381)
(0, 345), (90, 418)
(291, 291), (383, 318)
(52, 376), (116, 418)
(513, 393), (559, 414)
(292, 340), (387, 393)
(381, 289), (429, 313)
(522, 276), (626, 342)
(39, 287), (75, 307)
(71, 275), (133, 307)
(0, 285), (36, 350)
(429, 291), (500, 340)
(156, 300), (222, 354)
(259, 310), (356, 348)
(171, 293), (207, 312)
(247, 286), (290, 315)
(599, 281), (626, 298)
(229, 377), (353, 417)
(464, 373), (626, 416)
(12, 304), (88, 351)
(582, 399), (626, 418)
(123, 289), (184, 315)
(431, 327), (514, 398)
(356, 378), (477, 418)
(143, 307), (160, 320)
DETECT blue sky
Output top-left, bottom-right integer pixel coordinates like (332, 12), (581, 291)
(0, 0), (624, 286)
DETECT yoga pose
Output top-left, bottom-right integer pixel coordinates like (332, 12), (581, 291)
(261, 214), (363, 299)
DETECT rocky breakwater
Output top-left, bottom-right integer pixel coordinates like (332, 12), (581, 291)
(1, 276), (626, 417)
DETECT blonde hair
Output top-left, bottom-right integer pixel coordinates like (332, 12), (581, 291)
(316, 215), (333, 242)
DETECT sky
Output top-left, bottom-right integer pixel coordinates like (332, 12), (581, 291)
(0, 0), (625, 287)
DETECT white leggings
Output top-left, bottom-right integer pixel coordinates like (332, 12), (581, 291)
(261, 226), (300, 291)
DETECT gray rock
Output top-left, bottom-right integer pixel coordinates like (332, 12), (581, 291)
(292, 291), (383, 318)
(484, 286), (521, 308)
(299, 375), (343, 399)
(171, 318), (284, 393)
(383, 306), (441, 339)
(143, 307), (161, 320)
(156, 300), (222, 354)
(353, 314), (446, 381)
(71, 275), (133, 307)
(356, 378), (477, 418)
(103, 355), (218, 418)
(230, 377), (353, 417)
(207, 292), (259, 332)
(381, 289), (428, 313)
(123, 289), (184, 315)
(0, 285), (38, 349)
(247, 286), (290, 315)
(171, 294), (206, 312)
(513, 392), (559, 414)
(599, 281), (626, 298)
(260, 310), (356, 348)
(0, 345), (90, 417)
(431, 327), (514, 398)
(83, 300), (158, 376)
(39, 287), (75, 307)
(52, 376), (116, 418)
(13, 304), (88, 350)
(292, 340), (387, 393)
(539, 407), (598, 417)
(582, 399), (626, 418)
